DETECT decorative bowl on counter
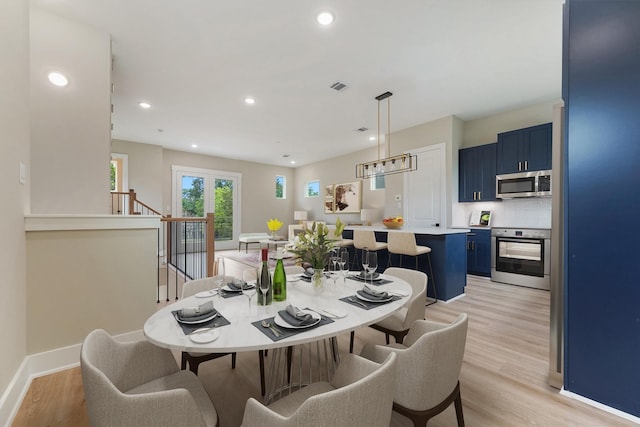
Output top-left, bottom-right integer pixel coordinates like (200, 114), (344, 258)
(382, 217), (404, 229)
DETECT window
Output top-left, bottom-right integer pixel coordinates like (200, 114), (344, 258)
(305, 180), (320, 197)
(275, 175), (286, 199)
(371, 174), (385, 190)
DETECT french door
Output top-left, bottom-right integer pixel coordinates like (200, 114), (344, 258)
(172, 165), (241, 250)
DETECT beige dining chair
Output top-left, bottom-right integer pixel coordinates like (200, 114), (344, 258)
(240, 352), (397, 427)
(386, 231), (437, 305)
(352, 229), (388, 269)
(181, 276), (236, 375)
(360, 314), (469, 427)
(349, 267), (427, 353)
(80, 329), (218, 427)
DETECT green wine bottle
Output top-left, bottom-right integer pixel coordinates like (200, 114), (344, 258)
(272, 248), (287, 302)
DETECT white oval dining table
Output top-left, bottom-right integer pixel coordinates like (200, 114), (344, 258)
(143, 273), (412, 354)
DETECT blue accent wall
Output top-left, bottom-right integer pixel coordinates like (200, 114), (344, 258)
(564, 0), (640, 416)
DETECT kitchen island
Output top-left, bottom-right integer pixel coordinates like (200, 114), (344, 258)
(343, 226), (470, 301)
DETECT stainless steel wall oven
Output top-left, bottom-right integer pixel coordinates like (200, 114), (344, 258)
(491, 228), (551, 290)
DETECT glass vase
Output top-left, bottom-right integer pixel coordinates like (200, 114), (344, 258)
(312, 268), (325, 294)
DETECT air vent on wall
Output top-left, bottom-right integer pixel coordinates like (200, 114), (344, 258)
(330, 81), (348, 92)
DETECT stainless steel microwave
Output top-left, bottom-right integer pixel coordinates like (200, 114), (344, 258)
(496, 170), (552, 198)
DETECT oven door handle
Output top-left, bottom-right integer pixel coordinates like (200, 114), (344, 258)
(497, 237), (540, 244)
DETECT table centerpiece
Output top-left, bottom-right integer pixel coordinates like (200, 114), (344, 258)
(288, 218), (345, 292)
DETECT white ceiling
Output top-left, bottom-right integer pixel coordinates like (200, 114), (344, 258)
(32, 0), (564, 167)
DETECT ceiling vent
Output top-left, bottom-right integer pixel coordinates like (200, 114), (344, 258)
(356, 127), (368, 132)
(330, 81), (348, 92)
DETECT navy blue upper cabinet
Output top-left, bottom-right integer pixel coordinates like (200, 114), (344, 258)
(496, 123), (552, 174)
(458, 143), (496, 202)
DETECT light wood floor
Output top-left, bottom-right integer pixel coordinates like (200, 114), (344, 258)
(11, 276), (637, 426)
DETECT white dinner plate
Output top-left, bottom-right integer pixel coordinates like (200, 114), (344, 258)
(195, 290), (216, 298)
(176, 312), (218, 325)
(355, 291), (393, 303)
(274, 310), (321, 329)
(189, 328), (220, 344)
(354, 273), (383, 282)
(222, 284), (255, 292)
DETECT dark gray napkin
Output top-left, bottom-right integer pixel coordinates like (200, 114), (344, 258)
(359, 285), (390, 301)
(178, 300), (215, 318)
(278, 305), (316, 327)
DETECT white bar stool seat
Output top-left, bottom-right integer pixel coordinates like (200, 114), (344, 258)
(387, 231), (437, 305)
(352, 229), (388, 269)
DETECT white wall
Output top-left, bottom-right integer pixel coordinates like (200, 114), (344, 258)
(111, 139), (164, 213)
(294, 144), (385, 225)
(162, 149), (296, 233)
(30, 7), (112, 214)
(26, 223), (158, 353)
(0, 0), (29, 405)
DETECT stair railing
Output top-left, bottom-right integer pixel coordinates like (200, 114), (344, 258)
(159, 213), (215, 302)
(110, 189), (215, 301)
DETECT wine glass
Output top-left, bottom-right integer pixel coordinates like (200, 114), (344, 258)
(241, 277), (257, 315)
(339, 248), (349, 287)
(361, 247), (370, 278)
(330, 249), (340, 286)
(259, 272), (271, 311)
(366, 251), (378, 287)
(215, 257), (226, 299)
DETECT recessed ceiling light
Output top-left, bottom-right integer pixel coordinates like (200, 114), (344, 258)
(48, 72), (68, 87)
(191, 144), (198, 148)
(369, 136), (376, 141)
(290, 160), (296, 164)
(316, 11), (334, 26)
(139, 101), (151, 109)
(244, 97), (256, 105)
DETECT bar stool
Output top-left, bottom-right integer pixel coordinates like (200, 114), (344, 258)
(352, 229), (387, 270)
(386, 231), (437, 305)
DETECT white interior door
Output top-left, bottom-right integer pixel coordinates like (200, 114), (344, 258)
(404, 143), (446, 228)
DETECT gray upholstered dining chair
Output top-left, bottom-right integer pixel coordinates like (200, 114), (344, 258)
(181, 276), (236, 375)
(349, 267), (427, 352)
(80, 329), (218, 427)
(360, 314), (469, 427)
(240, 352), (397, 427)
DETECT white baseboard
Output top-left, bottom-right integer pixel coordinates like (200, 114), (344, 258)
(0, 329), (144, 427)
(560, 388), (640, 424)
(443, 293), (466, 303)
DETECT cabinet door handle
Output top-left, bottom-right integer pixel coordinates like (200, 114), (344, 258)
(473, 191), (476, 201)
(518, 161), (522, 171)
(478, 191), (481, 200)
(524, 160), (528, 171)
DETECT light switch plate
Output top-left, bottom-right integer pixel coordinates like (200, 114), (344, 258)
(19, 162), (26, 184)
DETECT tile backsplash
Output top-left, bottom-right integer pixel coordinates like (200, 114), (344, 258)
(453, 197), (552, 229)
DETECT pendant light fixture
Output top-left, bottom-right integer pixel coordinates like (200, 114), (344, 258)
(355, 91), (417, 179)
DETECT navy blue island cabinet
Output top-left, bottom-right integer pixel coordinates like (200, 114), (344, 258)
(466, 228), (491, 277)
(458, 143), (497, 202)
(564, 0), (640, 418)
(496, 123), (552, 174)
(342, 227), (468, 302)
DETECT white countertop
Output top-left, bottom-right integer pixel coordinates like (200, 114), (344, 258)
(345, 225), (470, 235)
